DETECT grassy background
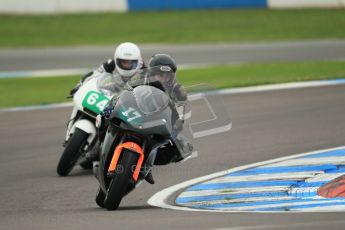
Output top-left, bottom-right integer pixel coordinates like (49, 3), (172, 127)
(0, 9), (344, 47)
(179, 61), (345, 88)
(1, 60), (344, 108)
(1, 9), (344, 108)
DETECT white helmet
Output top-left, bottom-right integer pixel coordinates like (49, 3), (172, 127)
(114, 42), (143, 79)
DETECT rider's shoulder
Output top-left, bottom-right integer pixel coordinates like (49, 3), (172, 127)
(101, 59), (115, 73)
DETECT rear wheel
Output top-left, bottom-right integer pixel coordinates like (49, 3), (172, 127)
(103, 149), (138, 210)
(57, 128), (88, 176)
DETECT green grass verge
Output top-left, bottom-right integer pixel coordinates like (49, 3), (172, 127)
(0, 9), (344, 47)
(179, 61), (345, 88)
(0, 60), (344, 108)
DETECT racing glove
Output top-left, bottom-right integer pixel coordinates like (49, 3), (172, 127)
(101, 104), (114, 119)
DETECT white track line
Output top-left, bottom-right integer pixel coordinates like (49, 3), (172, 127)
(0, 68), (89, 79)
(261, 156), (345, 167)
(0, 102), (73, 112)
(1, 79), (345, 112)
(0, 64), (211, 79)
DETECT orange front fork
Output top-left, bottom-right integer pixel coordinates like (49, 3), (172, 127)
(107, 142), (144, 182)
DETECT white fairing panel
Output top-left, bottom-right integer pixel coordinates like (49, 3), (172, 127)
(268, 0), (343, 8)
(0, 0), (127, 14)
(73, 119), (97, 145)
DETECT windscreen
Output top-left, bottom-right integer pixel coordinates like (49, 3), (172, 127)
(132, 85), (170, 115)
(96, 73), (124, 97)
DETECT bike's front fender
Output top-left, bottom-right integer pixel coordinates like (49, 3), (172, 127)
(108, 142), (144, 182)
(71, 119), (96, 145)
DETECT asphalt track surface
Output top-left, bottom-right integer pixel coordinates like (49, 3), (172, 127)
(1, 84), (345, 230)
(1, 40), (345, 71)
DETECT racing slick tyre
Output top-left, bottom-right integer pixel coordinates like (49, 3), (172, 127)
(103, 149), (139, 210)
(57, 128), (88, 176)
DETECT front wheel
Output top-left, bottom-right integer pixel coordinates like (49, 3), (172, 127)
(57, 128), (89, 176)
(103, 149), (139, 210)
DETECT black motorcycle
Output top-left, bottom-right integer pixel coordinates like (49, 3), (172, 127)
(93, 82), (192, 210)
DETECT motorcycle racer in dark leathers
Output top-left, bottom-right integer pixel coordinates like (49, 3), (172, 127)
(90, 54), (193, 184)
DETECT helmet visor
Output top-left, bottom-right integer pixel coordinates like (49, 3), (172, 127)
(148, 65), (176, 85)
(153, 72), (175, 83)
(116, 59), (138, 70)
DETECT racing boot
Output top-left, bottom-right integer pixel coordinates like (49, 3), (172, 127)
(145, 171), (155, 184)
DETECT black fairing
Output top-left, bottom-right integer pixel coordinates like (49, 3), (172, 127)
(110, 86), (173, 137)
(98, 85), (174, 192)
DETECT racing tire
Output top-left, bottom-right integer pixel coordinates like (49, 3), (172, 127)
(57, 128), (89, 176)
(103, 149), (139, 210)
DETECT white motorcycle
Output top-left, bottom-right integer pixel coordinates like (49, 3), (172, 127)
(57, 73), (123, 176)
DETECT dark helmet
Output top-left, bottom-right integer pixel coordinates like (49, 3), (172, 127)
(149, 54), (177, 72)
(148, 54), (177, 88)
